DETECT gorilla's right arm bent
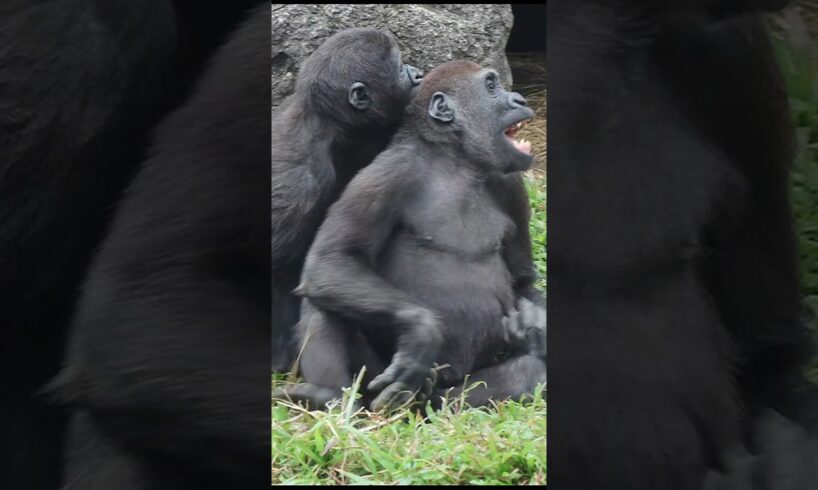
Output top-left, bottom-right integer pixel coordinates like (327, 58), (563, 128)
(298, 153), (445, 393)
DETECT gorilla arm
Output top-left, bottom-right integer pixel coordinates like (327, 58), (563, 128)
(298, 155), (445, 410)
(270, 101), (339, 274)
(488, 172), (546, 358)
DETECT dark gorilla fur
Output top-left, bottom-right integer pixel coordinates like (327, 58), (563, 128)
(271, 28), (422, 372)
(285, 60), (547, 412)
(47, 5), (271, 489)
(0, 2), (261, 489)
(548, 1), (818, 489)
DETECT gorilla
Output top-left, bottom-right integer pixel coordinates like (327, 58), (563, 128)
(548, 0), (818, 489)
(48, 4), (271, 489)
(0, 2), (262, 489)
(283, 60), (547, 412)
(271, 27), (422, 372)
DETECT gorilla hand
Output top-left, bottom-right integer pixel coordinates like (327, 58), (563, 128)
(503, 297), (547, 359)
(367, 307), (443, 412)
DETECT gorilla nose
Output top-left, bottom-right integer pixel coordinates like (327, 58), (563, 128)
(407, 65), (423, 86)
(509, 92), (528, 108)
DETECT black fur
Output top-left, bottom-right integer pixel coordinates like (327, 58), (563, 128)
(48, 4), (270, 489)
(548, 1), (818, 488)
(288, 60), (547, 411)
(271, 28), (421, 372)
(0, 2), (259, 489)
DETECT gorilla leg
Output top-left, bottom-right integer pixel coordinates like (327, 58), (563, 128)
(277, 303), (388, 409)
(432, 355), (547, 409)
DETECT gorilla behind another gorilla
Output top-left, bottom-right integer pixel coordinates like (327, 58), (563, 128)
(271, 27), (423, 373)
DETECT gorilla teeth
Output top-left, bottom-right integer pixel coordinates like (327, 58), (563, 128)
(505, 120), (530, 139)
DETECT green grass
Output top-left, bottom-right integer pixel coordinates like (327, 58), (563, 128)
(272, 174), (548, 485)
(526, 175), (547, 290)
(272, 382), (547, 485)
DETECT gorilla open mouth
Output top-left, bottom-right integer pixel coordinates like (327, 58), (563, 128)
(504, 119), (532, 155)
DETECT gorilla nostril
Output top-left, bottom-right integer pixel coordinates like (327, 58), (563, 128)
(510, 93), (528, 107)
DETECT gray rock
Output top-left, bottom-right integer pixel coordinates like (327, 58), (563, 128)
(271, 4), (513, 109)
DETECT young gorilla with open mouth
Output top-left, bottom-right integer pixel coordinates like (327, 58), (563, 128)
(279, 60), (547, 412)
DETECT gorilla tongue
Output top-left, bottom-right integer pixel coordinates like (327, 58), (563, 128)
(512, 138), (532, 155)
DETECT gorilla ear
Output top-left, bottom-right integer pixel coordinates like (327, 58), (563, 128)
(429, 92), (455, 123)
(348, 82), (371, 111)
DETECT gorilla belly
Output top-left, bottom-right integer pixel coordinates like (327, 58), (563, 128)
(378, 236), (515, 372)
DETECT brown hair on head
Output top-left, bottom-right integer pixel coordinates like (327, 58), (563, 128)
(416, 60), (483, 102)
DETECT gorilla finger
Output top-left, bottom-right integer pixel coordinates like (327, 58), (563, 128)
(422, 374), (436, 398)
(521, 298), (546, 330)
(501, 315), (511, 343)
(506, 309), (524, 340)
(519, 298), (536, 328)
(534, 304), (547, 329)
(370, 382), (411, 412)
(427, 366), (438, 387)
(367, 363), (403, 392)
(273, 384), (340, 409)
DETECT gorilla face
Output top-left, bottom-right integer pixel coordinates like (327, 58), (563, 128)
(423, 62), (536, 174)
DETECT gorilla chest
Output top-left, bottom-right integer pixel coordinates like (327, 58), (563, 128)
(399, 179), (514, 258)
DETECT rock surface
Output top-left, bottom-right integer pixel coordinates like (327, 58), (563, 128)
(271, 4), (514, 109)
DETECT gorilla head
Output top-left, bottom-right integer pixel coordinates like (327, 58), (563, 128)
(295, 27), (422, 133)
(406, 60), (535, 173)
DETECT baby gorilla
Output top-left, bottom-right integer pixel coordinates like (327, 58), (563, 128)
(272, 27), (423, 371)
(283, 60), (547, 411)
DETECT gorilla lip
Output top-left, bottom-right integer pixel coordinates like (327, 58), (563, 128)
(504, 119), (533, 155)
